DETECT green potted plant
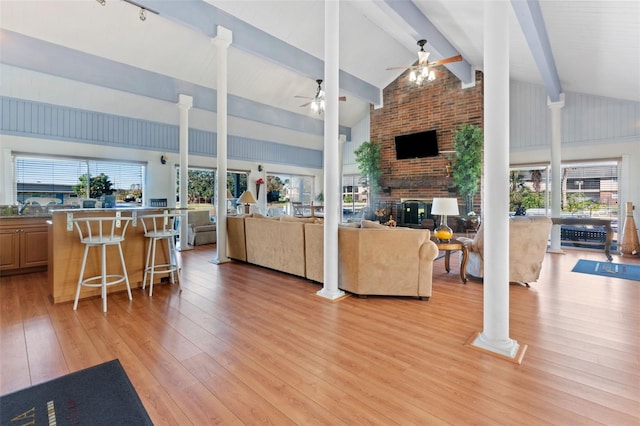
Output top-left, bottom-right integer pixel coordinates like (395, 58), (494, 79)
(451, 124), (483, 214)
(354, 141), (382, 218)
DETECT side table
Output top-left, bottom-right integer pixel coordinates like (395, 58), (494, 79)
(434, 240), (468, 284)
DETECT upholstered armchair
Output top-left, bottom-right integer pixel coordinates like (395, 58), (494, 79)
(457, 216), (552, 286)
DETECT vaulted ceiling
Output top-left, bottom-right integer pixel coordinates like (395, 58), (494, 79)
(1, 0), (638, 149)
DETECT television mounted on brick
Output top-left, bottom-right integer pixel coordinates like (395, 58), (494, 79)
(394, 129), (438, 160)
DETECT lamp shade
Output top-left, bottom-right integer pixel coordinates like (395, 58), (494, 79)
(238, 191), (257, 205)
(226, 190), (233, 199)
(431, 198), (459, 216)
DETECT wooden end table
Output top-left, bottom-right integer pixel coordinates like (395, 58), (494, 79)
(434, 240), (468, 284)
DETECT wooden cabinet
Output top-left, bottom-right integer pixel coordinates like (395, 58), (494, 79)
(0, 217), (49, 274)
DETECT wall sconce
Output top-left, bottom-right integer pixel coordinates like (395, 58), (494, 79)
(258, 164), (264, 172)
(122, 0), (159, 21)
(160, 154), (167, 165)
(441, 150), (455, 177)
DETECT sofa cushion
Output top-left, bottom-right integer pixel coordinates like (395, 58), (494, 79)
(361, 219), (387, 229)
(194, 224), (216, 232)
(340, 222), (361, 228)
(279, 214), (314, 223)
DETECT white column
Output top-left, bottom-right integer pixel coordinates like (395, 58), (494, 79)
(339, 134), (346, 223)
(548, 94), (565, 253)
(212, 26), (233, 264)
(1, 148), (14, 205)
(177, 94), (193, 251)
(316, 0), (345, 301)
(470, 0), (521, 360)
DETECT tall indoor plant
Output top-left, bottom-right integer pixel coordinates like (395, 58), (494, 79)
(354, 140), (382, 218)
(451, 124), (483, 214)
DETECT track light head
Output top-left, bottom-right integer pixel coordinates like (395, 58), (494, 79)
(139, 8), (146, 21)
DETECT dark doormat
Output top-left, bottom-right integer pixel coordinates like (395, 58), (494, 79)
(1, 359), (153, 425)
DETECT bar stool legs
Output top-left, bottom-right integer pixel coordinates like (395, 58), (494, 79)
(73, 238), (132, 313)
(142, 234), (181, 296)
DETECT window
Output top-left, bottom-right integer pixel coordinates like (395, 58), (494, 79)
(265, 173), (314, 204)
(342, 174), (367, 217)
(15, 155), (145, 205)
(175, 167), (247, 210)
(510, 160), (620, 242)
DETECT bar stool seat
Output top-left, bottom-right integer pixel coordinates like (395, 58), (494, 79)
(139, 212), (185, 296)
(73, 216), (133, 312)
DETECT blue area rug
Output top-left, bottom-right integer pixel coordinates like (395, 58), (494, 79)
(0, 359), (153, 425)
(572, 259), (640, 281)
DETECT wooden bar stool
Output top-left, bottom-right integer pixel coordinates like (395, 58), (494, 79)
(73, 216), (133, 312)
(139, 211), (184, 296)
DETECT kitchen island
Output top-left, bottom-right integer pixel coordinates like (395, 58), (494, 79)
(48, 208), (178, 304)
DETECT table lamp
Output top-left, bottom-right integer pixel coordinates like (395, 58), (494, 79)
(237, 191), (257, 214)
(431, 198), (459, 242)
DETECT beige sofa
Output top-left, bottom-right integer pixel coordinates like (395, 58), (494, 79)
(228, 215), (439, 299)
(457, 216), (552, 285)
(244, 215), (309, 277)
(187, 210), (216, 246)
(304, 222), (440, 298)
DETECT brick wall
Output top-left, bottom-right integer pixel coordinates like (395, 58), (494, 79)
(370, 68), (484, 215)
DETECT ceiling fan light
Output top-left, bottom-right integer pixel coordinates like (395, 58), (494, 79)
(418, 50), (429, 65)
(409, 71), (417, 82)
(421, 66), (429, 77)
(428, 70), (436, 81)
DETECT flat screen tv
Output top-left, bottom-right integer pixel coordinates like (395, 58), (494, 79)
(394, 130), (438, 160)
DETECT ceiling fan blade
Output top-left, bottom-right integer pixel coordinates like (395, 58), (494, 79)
(294, 95), (313, 100)
(386, 65), (414, 71)
(339, 96), (347, 102)
(430, 54), (463, 67)
(299, 102), (311, 107)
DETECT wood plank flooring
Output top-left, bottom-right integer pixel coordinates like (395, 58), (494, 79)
(1, 246), (639, 425)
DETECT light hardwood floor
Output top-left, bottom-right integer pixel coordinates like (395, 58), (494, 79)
(1, 246), (639, 425)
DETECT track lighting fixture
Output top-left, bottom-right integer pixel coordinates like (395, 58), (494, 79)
(96, 0), (106, 5)
(139, 8), (146, 21)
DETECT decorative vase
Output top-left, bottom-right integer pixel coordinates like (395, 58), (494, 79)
(620, 202), (639, 256)
(255, 184), (261, 200)
(434, 216), (453, 242)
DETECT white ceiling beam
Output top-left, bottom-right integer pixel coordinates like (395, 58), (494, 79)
(511, 0), (562, 102)
(142, 0), (381, 106)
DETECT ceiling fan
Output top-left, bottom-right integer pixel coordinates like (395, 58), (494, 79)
(386, 39), (463, 85)
(295, 79), (346, 114)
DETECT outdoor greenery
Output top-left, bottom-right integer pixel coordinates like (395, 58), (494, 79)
(565, 193), (602, 214)
(176, 169), (247, 205)
(354, 140), (381, 192)
(354, 141), (382, 218)
(509, 170), (545, 211)
(187, 169), (215, 203)
(73, 173), (113, 199)
(451, 124), (483, 213)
